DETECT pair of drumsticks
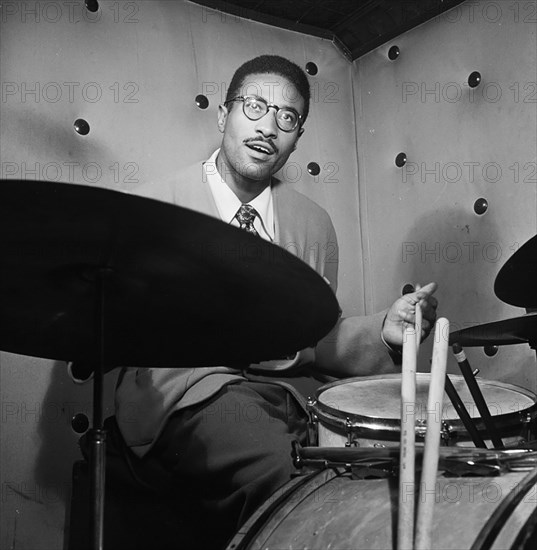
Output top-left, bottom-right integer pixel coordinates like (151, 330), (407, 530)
(398, 303), (450, 550)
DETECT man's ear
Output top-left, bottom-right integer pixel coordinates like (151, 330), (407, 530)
(293, 127), (305, 150)
(217, 104), (228, 133)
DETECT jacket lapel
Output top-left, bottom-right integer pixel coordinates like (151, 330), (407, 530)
(272, 183), (305, 262)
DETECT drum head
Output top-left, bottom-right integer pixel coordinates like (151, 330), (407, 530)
(317, 374), (536, 422)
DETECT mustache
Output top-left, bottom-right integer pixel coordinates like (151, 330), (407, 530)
(243, 137), (278, 154)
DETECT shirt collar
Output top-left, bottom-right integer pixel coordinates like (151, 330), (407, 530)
(204, 149), (274, 240)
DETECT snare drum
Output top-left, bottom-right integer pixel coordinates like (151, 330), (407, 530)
(309, 374), (537, 447)
(227, 466), (537, 550)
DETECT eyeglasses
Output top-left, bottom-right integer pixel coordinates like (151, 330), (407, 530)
(224, 95), (303, 132)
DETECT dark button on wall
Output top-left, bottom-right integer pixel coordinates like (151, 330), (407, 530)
(74, 119), (90, 136)
(85, 0), (99, 12)
(484, 345), (498, 357)
(474, 198), (488, 215)
(195, 94), (209, 109)
(395, 152), (407, 167)
(388, 46), (400, 60)
(468, 71), (482, 88)
(305, 62), (318, 76)
(307, 162), (320, 176)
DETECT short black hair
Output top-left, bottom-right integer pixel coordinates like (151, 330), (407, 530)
(225, 55), (311, 123)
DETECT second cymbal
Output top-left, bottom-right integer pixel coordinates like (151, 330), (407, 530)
(494, 235), (537, 308)
(449, 313), (537, 348)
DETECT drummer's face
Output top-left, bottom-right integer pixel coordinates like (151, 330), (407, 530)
(218, 73), (304, 183)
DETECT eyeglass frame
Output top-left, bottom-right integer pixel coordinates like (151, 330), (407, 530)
(223, 95), (304, 132)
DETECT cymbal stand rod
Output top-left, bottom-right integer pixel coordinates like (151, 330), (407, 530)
(523, 311), (537, 387)
(444, 375), (487, 448)
(89, 267), (110, 550)
(452, 343), (504, 449)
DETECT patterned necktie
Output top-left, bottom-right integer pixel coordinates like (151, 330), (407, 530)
(235, 204), (259, 236)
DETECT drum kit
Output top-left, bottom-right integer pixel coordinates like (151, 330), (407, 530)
(226, 235), (537, 548)
(1, 179), (536, 550)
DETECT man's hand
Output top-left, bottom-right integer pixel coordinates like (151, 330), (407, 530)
(382, 282), (438, 348)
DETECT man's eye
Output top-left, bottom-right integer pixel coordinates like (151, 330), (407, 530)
(281, 111), (296, 123)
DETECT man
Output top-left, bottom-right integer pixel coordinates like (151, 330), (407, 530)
(85, 55), (437, 548)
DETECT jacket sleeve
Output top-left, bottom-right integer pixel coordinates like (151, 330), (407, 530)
(314, 310), (401, 377)
(313, 218), (400, 377)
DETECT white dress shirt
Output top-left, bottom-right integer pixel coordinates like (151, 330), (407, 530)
(203, 149), (275, 242)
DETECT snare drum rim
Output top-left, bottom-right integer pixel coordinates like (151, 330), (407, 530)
(313, 374), (537, 438)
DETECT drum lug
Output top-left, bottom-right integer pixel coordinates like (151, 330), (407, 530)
(415, 419), (427, 440)
(415, 419), (452, 444)
(345, 417), (358, 447)
(520, 411), (534, 442)
(521, 411), (533, 425)
(306, 397), (319, 447)
(292, 440), (301, 468)
(441, 421), (452, 444)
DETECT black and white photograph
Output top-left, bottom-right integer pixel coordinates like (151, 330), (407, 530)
(1, 1), (536, 549)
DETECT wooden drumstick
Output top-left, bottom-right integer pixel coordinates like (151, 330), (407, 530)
(398, 323), (418, 550)
(414, 287), (423, 350)
(415, 318), (449, 550)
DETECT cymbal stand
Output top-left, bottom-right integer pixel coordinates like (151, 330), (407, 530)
(525, 307), (537, 359)
(443, 374), (487, 448)
(452, 343), (504, 449)
(88, 267), (112, 550)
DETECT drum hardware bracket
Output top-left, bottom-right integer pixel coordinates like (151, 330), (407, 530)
(294, 454), (395, 480)
(350, 461), (394, 479)
(345, 417), (357, 447)
(292, 440), (304, 469)
(306, 397), (318, 446)
(441, 458), (502, 477)
(415, 419), (427, 440)
(292, 442), (537, 477)
(441, 421), (452, 444)
(520, 411), (536, 441)
(292, 441), (348, 472)
(295, 453), (528, 478)
(415, 419), (452, 444)
(293, 441), (395, 478)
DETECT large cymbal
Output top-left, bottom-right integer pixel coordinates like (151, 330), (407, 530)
(449, 313), (537, 347)
(0, 180), (340, 367)
(494, 235), (537, 308)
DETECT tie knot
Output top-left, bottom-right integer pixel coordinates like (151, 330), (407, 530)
(235, 204), (259, 235)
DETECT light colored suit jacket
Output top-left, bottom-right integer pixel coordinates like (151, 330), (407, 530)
(116, 160), (391, 456)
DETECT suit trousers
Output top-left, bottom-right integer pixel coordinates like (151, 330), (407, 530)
(136, 379), (309, 549)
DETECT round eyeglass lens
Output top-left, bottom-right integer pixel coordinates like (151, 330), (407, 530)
(276, 109), (298, 131)
(243, 97), (266, 119)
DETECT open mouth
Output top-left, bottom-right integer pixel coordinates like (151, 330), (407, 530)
(245, 142), (275, 156)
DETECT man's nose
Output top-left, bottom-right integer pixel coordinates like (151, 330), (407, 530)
(255, 109), (278, 138)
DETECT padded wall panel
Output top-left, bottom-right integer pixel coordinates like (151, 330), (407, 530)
(354, 0), (537, 390)
(0, 1), (361, 547)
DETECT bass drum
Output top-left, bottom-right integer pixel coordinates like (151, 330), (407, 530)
(226, 467), (537, 550)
